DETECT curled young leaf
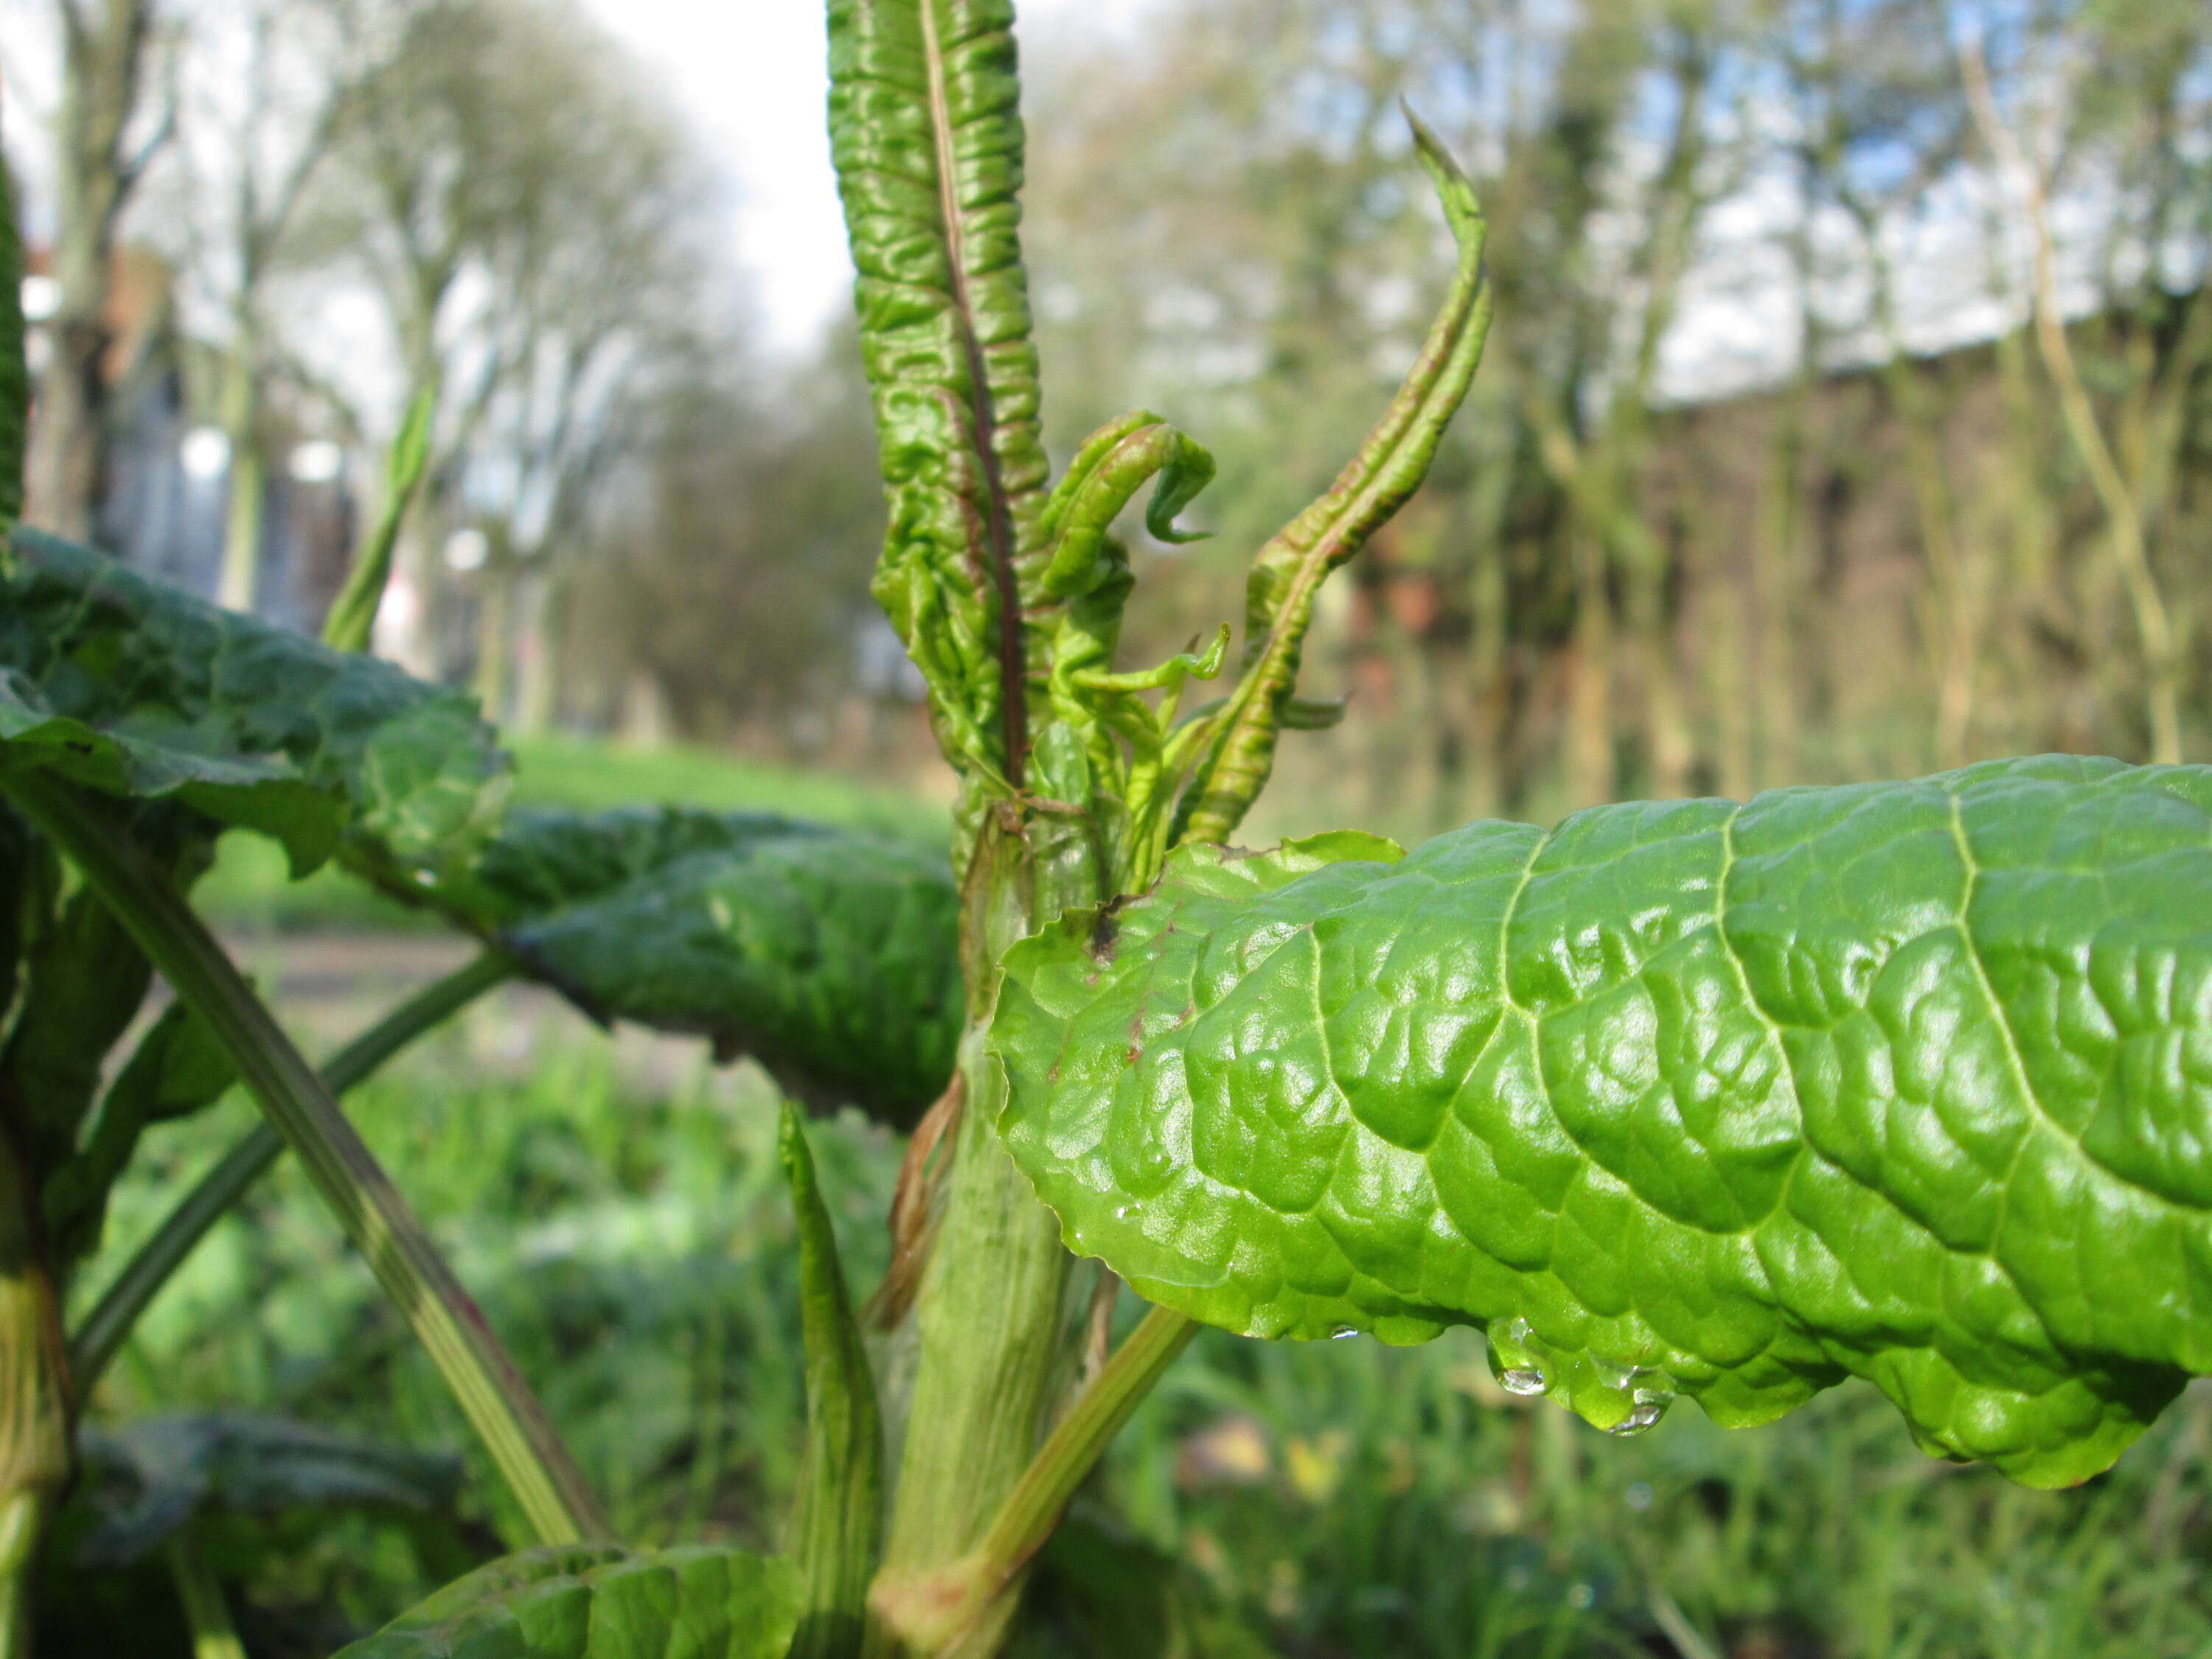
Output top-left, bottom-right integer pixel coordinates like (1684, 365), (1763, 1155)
(1176, 114), (1493, 846)
(333, 1544), (802, 1659)
(996, 757), (2212, 1487)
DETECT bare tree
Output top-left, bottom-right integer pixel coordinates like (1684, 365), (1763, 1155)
(22, 0), (169, 540)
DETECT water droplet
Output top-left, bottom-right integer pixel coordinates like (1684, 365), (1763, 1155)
(1499, 1367), (1546, 1397)
(1506, 1316), (1533, 1346)
(1607, 1389), (1672, 1436)
(1113, 1204), (1133, 1220)
(1329, 1325), (1358, 1340)
(1594, 1357), (1641, 1392)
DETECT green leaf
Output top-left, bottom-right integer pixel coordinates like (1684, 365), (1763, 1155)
(0, 528), (508, 880)
(73, 1412), (462, 1567)
(782, 1105), (882, 1659)
(465, 807), (962, 1124)
(827, 0), (1051, 782)
(995, 757), (2212, 1487)
(334, 1544), (803, 1659)
(1175, 114), (1495, 846)
(44, 993), (236, 1266)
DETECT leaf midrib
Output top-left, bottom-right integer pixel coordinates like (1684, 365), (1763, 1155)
(918, 0), (1030, 785)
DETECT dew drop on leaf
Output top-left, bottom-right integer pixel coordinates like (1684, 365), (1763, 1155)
(1500, 1368), (1546, 1397)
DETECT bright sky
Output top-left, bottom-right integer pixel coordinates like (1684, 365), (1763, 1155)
(581, 0), (1161, 354)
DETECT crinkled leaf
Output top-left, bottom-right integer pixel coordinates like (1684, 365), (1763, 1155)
(827, 0), (1051, 778)
(996, 757), (2212, 1486)
(73, 1412), (462, 1566)
(334, 1544), (802, 1659)
(0, 529), (507, 880)
(465, 807), (961, 1125)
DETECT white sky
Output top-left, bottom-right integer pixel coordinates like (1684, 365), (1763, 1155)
(580, 0), (1162, 354)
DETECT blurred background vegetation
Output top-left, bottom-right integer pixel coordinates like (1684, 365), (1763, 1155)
(7, 0), (2212, 1653)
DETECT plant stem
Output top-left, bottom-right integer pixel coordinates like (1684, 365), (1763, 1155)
(866, 820), (1091, 1658)
(3, 774), (606, 1545)
(166, 1528), (248, 1659)
(968, 1304), (1194, 1590)
(0, 1492), (45, 1659)
(67, 947), (516, 1400)
(0, 1116), (67, 1658)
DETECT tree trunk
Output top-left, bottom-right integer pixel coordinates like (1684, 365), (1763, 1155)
(24, 0), (159, 541)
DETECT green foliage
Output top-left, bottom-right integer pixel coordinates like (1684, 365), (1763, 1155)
(333, 1544), (802, 1659)
(72, 1412), (462, 1567)
(827, 0), (1051, 784)
(44, 995), (235, 1267)
(781, 1106), (881, 1658)
(995, 756), (2212, 1488)
(0, 529), (508, 880)
(455, 807), (961, 1124)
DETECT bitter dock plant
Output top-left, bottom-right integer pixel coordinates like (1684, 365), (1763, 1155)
(7, 3), (2212, 1656)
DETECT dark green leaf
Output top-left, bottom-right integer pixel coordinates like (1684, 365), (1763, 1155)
(465, 807), (961, 1124)
(44, 994), (237, 1265)
(0, 529), (508, 880)
(782, 1105), (882, 1659)
(995, 757), (2212, 1486)
(334, 1544), (802, 1659)
(74, 1412), (462, 1566)
(827, 0), (1051, 781)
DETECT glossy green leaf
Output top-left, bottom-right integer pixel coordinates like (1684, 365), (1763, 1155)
(0, 529), (507, 880)
(995, 757), (2212, 1486)
(334, 1544), (803, 1659)
(1175, 115), (1494, 846)
(827, 0), (1051, 782)
(468, 807), (961, 1124)
(73, 1412), (462, 1566)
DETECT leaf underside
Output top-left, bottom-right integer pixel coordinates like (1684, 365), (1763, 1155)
(995, 757), (2212, 1486)
(471, 806), (964, 1125)
(333, 1544), (802, 1659)
(74, 1411), (462, 1567)
(0, 529), (507, 879)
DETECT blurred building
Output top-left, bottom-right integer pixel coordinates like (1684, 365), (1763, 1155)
(19, 244), (358, 633)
